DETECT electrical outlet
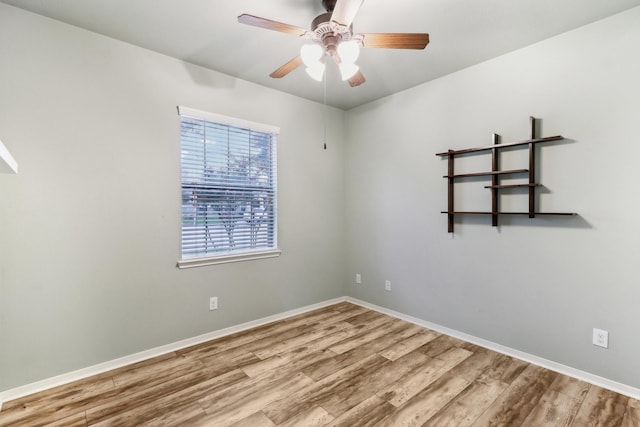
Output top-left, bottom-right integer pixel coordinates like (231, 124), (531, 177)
(384, 280), (391, 291)
(355, 273), (361, 284)
(209, 296), (218, 311)
(592, 328), (608, 348)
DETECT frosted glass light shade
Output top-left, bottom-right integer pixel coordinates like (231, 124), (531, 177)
(337, 40), (360, 64)
(339, 62), (359, 80)
(300, 44), (323, 67)
(306, 64), (326, 81)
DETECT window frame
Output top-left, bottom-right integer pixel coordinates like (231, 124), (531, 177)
(177, 106), (281, 269)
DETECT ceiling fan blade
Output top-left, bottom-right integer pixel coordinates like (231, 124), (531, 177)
(270, 56), (303, 79)
(238, 14), (309, 37)
(361, 33), (430, 49)
(347, 70), (366, 87)
(332, 54), (366, 87)
(330, 0), (365, 28)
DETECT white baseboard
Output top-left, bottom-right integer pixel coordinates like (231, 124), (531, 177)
(346, 297), (640, 400)
(2, 295), (638, 412)
(0, 297), (347, 410)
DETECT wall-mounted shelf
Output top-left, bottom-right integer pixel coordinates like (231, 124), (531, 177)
(436, 117), (575, 233)
(0, 138), (18, 174)
(444, 169), (528, 179)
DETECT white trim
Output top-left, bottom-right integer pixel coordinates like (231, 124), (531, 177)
(0, 138), (18, 174)
(345, 297), (640, 400)
(2, 295), (639, 412)
(177, 105), (280, 135)
(0, 297), (346, 409)
(177, 249), (282, 269)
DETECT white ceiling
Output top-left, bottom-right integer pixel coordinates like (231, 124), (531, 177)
(2, 0), (639, 110)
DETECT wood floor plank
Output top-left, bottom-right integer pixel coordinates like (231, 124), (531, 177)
(475, 352), (529, 384)
(324, 395), (396, 427)
(548, 373), (591, 401)
(0, 375), (114, 427)
(379, 329), (440, 361)
(255, 307), (351, 337)
(424, 377), (509, 427)
(177, 330), (259, 360)
(302, 322), (423, 381)
(1, 303), (635, 427)
(379, 347), (473, 407)
(197, 367), (310, 413)
(572, 385), (629, 426)
(420, 349), (532, 425)
(263, 353), (389, 425)
(112, 353), (205, 388)
(196, 373), (315, 427)
(377, 373), (472, 426)
(252, 321), (355, 360)
(0, 373), (115, 412)
(520, 388), (583, 427)
(434, 347), (498, 383)
(241, 319), (361, 379)
(342, 309), (389, 327)
(195, 345), (262, 373)
(328, 316), (408, 354)
(87, 368), (247, 425)
(276, 406), (334, 427)
(470, 364), (558, 426)
(274, 307), (343, 326)
(242, 324), (319, 356)
(230, 411), (276, 427)
(621, 405), (640, 427)
(320, 349), (431, 417)
(308, 305), (370, 325)
(138, 402), (207, 427)
(417, 334), (464, 358)
(243, 348), (336, 380)
(42, 412), (88, 427)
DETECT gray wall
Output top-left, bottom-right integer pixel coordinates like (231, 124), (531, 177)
(0, 4), (346, 392)
(345, 7), (640, 388)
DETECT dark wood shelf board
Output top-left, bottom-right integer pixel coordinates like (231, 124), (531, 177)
(441, 211), (576, 216)
(444, 169), (528, 179)
(436, 135), (563, 157)
(484, 183), (542, 189)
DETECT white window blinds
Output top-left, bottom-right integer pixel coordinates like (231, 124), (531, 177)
(178, 106), (279, 264)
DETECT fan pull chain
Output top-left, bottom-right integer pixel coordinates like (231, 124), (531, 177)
(323, 72), (327, 150)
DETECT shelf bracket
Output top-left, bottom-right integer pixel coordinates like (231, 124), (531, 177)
(447, 150), (454, 233)
(491, 133), (500, 227)
(528, 117), (536, 218)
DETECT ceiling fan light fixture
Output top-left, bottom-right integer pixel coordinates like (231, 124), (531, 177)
(306, 63), (326, 82)
(300, 43), (323, 67)
(337, 40), (360, 64)
(339, 62), (359, 81)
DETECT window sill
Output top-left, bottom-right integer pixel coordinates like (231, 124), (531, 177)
(177, 249), (282, 269)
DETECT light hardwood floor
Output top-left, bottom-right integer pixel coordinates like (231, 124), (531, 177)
(1, 302), (638, 426)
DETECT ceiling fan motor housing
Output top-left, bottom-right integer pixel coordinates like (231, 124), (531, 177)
(322, 0), (337, 12)
(311, 11), (356, 56)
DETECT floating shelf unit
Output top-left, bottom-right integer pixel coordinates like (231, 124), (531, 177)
(436, 117), (575, 233)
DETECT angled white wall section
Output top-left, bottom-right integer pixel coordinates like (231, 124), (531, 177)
(0, 139), (17, 173)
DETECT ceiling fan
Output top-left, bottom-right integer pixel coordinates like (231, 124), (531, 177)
(238, 0), (430, 87)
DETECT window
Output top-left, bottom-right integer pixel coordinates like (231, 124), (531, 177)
(177, 106), (280, 268)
